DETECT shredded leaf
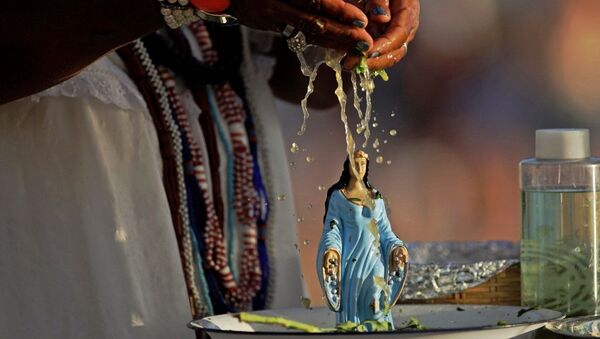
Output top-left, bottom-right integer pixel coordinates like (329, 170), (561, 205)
(372, 70), (389, 81)
(238, 313), (393, 333)
(456, 306), (465, 311)
(400, 317), (426, 330)
(238, 313), (322, 333)
(363, 320), (392, 332)
(355, 57), (369, 75)
(497, 320), (508, 326)
(354, 58), (390, 81)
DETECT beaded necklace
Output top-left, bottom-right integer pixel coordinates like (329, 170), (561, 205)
(191, 21), (262, 309)
(116, 41), (209, 318)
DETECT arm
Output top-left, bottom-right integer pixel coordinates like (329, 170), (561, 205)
(1, 0), (373, 105)
(0, 0), (163, 104)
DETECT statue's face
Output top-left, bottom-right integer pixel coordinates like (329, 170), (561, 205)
(352, 157), (368, 181)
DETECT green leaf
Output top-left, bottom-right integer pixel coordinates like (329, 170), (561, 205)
(372, 69), (389, 81)
(355, 57), (369, 75)
(401, 317), (427, 330)
(497, 320), (508, 326)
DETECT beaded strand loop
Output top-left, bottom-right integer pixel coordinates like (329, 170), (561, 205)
(191, 21), (262, 309)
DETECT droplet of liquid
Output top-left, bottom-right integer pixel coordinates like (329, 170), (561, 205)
(303, 239), (310, 245)
(376, 156), (384, 164)
(306, 155), (315, 163)
(318, 185), (326, 191)
(289, 161), (296, 167)
(386, 160), (392, 165)
(290, 142), (300, 153)
(372, 122), (379, 128)
(372, 138), (380, 149)
(277, 194), (286, 201)
(389, 129), (397, 136)
(376, 149), (380, 153)
(391, 112), (396, 117)
(297, 217), (305, 223)
(383, 140), (388, 144)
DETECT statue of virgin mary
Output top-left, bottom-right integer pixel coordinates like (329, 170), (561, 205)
(316, 150), (408, 329)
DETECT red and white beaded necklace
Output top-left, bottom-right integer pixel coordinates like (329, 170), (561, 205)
(190, 21), (262, 309)
(156, 24), (262, 309)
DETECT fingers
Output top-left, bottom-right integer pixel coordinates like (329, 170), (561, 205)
(286, 0), (369, 28)
(365, 0), (391, 24)
(370, 0), (419, 56)
(342, 0), (418, 70)
(280, 2), (374, 52)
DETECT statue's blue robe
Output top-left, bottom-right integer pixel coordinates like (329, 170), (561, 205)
(317, 190), (404, 326)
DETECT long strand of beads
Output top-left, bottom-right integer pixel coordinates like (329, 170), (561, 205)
(191, 21), (262, 309)
(159, 67), (233, 282)
(130, 40), (208, 317)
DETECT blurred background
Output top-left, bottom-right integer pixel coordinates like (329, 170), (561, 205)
(272, 0), (600, 303)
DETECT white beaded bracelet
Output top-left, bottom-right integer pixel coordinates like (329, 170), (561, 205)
(157, 0), (238, 28)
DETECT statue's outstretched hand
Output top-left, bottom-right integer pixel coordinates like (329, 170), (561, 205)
(323, 249), (341, 279)
(390, 245), (408, 274)
(322, 248), (341, 309)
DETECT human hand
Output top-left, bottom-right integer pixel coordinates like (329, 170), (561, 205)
(229, 0), (374, 52)
(343, 0), (420, 70)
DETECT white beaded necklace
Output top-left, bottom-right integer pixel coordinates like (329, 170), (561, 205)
(130, 40), (209, 316)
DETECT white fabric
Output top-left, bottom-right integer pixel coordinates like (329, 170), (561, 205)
(27, 56), (148, 114)
(0, 56), (193, 339)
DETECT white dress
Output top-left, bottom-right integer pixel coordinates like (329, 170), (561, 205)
(0, 55), (193, 338)
(0, 28), (304, 339)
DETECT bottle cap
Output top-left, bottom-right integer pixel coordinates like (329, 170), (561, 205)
(535, 129), (590, 160)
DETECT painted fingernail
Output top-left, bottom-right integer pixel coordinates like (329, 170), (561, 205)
(369, 51), (381, 58)
(352, 20), (366, 28)
(355, 41), (370, 53)
(371, 6), (388, 16)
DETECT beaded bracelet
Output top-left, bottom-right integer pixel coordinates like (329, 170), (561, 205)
(157, 0), (237, 28)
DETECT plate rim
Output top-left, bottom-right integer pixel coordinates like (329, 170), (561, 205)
(188, 304), (565, 336)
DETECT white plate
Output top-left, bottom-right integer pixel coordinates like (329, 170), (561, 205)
(189, 304), (564, 339)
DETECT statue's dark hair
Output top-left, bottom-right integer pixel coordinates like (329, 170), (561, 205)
(323, 156), (376, 222)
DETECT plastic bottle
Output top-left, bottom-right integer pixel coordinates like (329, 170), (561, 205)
(520, 129), (600, 316)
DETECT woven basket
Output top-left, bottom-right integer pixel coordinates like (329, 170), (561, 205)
(404, 263), (521, 306)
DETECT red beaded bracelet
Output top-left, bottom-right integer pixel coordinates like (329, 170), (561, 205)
(190, 0), (231, 13)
